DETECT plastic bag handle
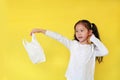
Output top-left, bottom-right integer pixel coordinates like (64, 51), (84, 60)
(31, 33), (36, 41)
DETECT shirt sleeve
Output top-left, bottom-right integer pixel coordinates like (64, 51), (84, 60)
(90, 35), (109, 56)
(45, 30), (72, 49)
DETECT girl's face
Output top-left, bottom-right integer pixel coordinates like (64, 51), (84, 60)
(75, 24), (92, 44)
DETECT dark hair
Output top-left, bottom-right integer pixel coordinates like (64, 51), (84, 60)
(74, 19), (103, 63)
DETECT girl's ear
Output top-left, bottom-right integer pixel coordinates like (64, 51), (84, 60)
(89, 30), (93, 36)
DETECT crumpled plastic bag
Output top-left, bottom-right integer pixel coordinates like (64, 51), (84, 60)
(22, 34), (46, 64)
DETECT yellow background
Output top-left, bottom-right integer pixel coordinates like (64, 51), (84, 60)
(0, 0), (120, 80)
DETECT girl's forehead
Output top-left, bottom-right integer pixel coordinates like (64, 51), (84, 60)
(76, 24), (86, 29)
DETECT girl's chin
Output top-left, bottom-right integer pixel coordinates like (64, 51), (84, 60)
(78, 39), (84, 42)
(78, 40), (88, 44)
(78, 40), (82, 42)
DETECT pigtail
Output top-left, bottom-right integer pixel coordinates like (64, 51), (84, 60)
(91, 23), (103, 64)
(91, 23), (100, 40)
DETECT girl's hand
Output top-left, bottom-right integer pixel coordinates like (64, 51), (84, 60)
(87, 33), (93, 44)
(30, 28), (46, 36)
(89, 34), (96, 43)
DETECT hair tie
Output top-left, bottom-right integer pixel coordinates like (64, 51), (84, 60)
(91, 23), (93, 28)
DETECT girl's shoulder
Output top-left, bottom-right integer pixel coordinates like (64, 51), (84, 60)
(72, 40), (93, 47)
(72, 40), (78, 43)
(71, 40), (82, 46)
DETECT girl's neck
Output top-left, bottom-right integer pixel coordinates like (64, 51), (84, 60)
(79, 40), (91, 45)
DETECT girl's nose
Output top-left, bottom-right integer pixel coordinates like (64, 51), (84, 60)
(78, 32), (81, 35)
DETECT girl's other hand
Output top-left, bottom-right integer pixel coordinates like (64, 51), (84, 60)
(87, 33), (93, 44)
(30, 28), (46, 36)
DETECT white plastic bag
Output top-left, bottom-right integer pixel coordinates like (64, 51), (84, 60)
(22, 34), (46, 64)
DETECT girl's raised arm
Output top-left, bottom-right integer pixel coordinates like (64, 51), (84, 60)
(90, 34), (108, 56)
(30, 28), (72, 49)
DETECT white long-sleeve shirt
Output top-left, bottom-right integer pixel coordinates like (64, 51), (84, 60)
(45, 30), (108, 80)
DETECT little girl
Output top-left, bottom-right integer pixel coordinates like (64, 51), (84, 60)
(30, 20), (108, 80)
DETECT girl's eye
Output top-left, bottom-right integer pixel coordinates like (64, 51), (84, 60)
(75, 30), (84, 32)
(76, 31), (78, 32)
(80, 30), (84, 32)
